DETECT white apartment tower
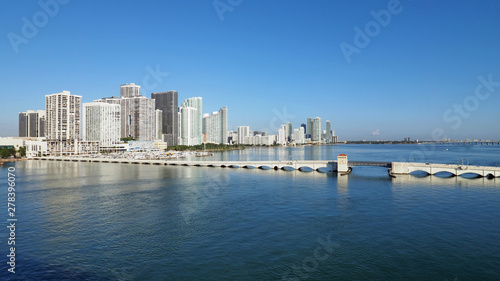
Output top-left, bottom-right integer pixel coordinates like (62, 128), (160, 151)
(293, 127), (305, 144)
(120, 83), (141, 98)
(82, 102), (121, 148)
(312, 117), (321, 142)
(181, 97), (202, 145)
(237, 126), (250, 145)
(45, 91), (81, 141)
(278, 124), (287, 145)
(179, 106), (198, 146)
(99, 84), (157, 141)
(202, 106), (228, 144)
(155, 109), (163, 140)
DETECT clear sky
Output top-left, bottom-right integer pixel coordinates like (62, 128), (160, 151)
(1, 0), (500, 140)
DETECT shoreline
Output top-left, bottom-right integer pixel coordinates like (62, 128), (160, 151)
(0, 158), (27, 163)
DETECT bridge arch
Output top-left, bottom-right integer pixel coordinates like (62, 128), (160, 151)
(298, 166), (314, 172)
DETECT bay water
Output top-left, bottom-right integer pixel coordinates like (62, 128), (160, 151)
(1, 144), (500, 280)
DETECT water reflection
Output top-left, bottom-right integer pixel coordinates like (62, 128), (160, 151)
(392, 174), (499, 187)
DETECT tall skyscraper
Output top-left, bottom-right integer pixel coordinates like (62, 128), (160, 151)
(45, 91), (81, 141)
(82, 102), (121, 147)
(179, 106), (198, 146)
(326, 120), (332, 143)
(19, 113), (27, 137)
(312, 117), (321, 142)
(203, 106), (228, 144)
(100, 93), (157, 141)
(278, 124), (287, 145)
(120, 83), (141, 98)
(151, 91), (178, 146)
(19, 110), (46, 138)
(155, 109), (163, 141)
(181, 97), (202, 145)
(237, 126), (250, 145)
(307, 118), (313, 139)
(286, 122), (293, 141)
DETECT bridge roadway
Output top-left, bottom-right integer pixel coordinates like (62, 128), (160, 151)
(32, 157), (500, 178)
(391, 162), (500, 177)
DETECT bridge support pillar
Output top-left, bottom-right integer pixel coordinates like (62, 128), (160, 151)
(337, 154), (348, 174)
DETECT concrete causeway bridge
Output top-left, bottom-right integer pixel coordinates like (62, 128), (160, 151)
(32, 155), (500, 179)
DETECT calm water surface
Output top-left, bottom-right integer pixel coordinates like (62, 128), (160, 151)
(1, 144), (500, 280)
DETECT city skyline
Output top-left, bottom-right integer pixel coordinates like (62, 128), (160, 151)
(2, 1), (500, 140)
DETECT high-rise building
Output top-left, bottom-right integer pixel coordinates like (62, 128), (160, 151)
(312, 117), (321, 142)
(19, 110), (46, 138)
(155, 109), (163, 141)
(181, 97), (202, 145)
(203, 106), (228, 144)
(326, 120), (332, 143)
(307, 118), (313, 139)
(99, 93), (157, 141)
(18, 113), (27, 137)
(120, 83), (141, 98)
(179, 106), (198, 146)
(237, 126), (250, 144)
(293, 127), (305, 144)
(151, 91), (178, 146)
(300, 123), (306, 139)
(45, 91), (81, 141)
(82, 102), (121, 147)
(278, 124), (287, 145)
(286, 122), (293, 141)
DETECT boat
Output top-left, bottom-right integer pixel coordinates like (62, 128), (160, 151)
(195, 152), (213, 157)
(340, 167), (352, 176)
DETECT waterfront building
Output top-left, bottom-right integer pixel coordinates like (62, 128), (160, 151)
(227, 130), (238, 144)
(243, 134), (275, 146)
(286, 122), (292, 141)
(0, 137), (27, 150)
(155, 109), (163, 140)
(181, 97), (202, 145)
(25, 139), (48, 157)
(177, 111), (181, 145)
(293, 127), (305, 144)
(237, 126), (250, 144)
(19, 110), (46, 138)
(120, 83), (141, 98)
(151, 91), (179, 146)
(300, 123), (306, 138)
(99, 93), (157, 141)
(203, 106), (228, 144)
(82, 102), (121, 148)
(277, 124), (287, 145)
(307, 118), (313, 139)
(46, 91), (81, 141)
(179, 106), (198, 146)
(326, 120), (332, 143)
(312, 117), (321, 142)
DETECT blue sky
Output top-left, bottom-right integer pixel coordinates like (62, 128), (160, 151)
(1, 0), (500, 140)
